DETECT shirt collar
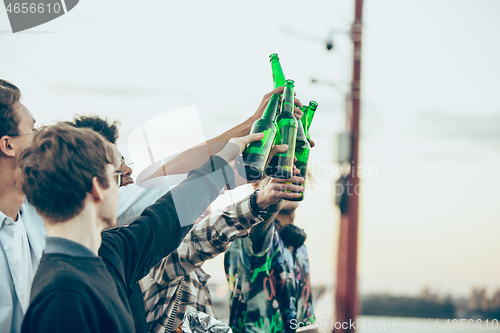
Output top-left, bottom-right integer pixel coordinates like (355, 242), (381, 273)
(44, 237), (97, 257)
(0, 198), (28, 228)
(0, 210), (15, 229)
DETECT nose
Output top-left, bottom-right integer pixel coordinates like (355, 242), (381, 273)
(121, 162), (132, 177)
(119, 163), (134, 186)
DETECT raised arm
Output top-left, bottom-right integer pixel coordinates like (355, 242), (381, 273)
(143, 170), (303, 286)
(145, 87), (305, 179)
(100, 134), (264, 286)
(249, 171), (304, 253)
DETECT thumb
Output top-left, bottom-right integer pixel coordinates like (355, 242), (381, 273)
(237, 132), (265, 148)
(267, 144), (288, 163)
(273, 144), (289, 154)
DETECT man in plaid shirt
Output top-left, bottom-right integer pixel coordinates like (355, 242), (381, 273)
(140, 171), (304, 332)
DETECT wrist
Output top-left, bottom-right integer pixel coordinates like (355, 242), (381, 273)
(250, 190), (269, 216)
(255, 190), (273, 210)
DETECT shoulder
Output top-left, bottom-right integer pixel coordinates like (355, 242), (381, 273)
(32, 255), (104, 298)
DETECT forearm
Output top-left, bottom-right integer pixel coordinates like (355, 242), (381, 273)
(103, 156), (234, 285)
(249, 201), (281, 253)
(147, 118), (254, 178)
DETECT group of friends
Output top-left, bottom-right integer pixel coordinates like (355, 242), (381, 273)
(0, 79), (316, 333)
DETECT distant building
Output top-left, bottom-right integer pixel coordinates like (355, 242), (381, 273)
(421, 285), (440, 302)
(469, 288), (489, 312)
(489, 290), (500, 311)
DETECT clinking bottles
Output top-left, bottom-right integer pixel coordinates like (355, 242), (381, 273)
(238, 94), (281, 182)
(270, 53), (286, 89)
(287, 108), (312, 201)
(265, 79), (298, 179)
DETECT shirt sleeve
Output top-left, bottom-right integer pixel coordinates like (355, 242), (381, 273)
(99, 156), (234, 287)
(116, 174), (188, 226)
(146, 194), (264, 285)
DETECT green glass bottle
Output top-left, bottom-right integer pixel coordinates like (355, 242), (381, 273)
(237, 94), (280, 181)
(265, 80), (298, 179)
(270, 53), (286, 89)
(286, 118), (311, 201)
(302, 101), (318, 140)
(300, 105), (308, 136)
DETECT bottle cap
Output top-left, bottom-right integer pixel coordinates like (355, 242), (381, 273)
(269, 53), (279, 61)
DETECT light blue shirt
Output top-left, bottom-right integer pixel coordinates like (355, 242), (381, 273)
(116, 174), (186, 226)
(0, 202), (46, 333)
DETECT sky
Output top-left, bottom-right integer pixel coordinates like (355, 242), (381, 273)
(1, 0), (499, 312)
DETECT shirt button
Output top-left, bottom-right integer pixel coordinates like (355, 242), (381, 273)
(4, 220), (10, 225)
(3, 245), (8, 250)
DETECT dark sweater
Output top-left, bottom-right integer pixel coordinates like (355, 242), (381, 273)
(21, 157), (233, 333)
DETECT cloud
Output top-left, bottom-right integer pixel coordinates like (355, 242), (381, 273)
(417, 111), (500, 142)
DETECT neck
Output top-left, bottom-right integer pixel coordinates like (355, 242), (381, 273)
(44, 201), (103, 255)
(276, 210), (296, 230)
(0, 159), (24, 220)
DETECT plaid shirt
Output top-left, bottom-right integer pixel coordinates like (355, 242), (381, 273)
(140, 194), (264, 333)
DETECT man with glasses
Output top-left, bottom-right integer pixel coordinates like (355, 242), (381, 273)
(17, 124), (297, 333)
(0, 79), (45, 333)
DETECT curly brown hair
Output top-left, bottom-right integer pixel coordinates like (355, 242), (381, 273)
(17, 124), (116, 222)
(65, 115), (120, 144)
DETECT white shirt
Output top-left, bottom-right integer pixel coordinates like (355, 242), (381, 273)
(117, 174), (187, 226)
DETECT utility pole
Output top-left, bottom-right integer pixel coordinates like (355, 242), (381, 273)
(335, 0), (363, 332)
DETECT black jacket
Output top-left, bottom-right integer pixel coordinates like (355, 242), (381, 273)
(21, 156), (232, 333)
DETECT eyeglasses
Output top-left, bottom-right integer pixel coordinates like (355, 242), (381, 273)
(114, 154), (134, 170)
(111, 171), (123, 187)
(120, 155), (134, 168)
(6, 124), (44, 137)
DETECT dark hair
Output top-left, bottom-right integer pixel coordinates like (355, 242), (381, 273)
(17, 124), (116, 222)
(64, 115), (120, 144)
(0, 79), (21, 138)
(279, 224), (307, 249)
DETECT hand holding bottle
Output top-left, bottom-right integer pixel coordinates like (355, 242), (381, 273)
(250, 87), (304, 123)
(216, 133), (265, 164)
(255, 168), (304, 207)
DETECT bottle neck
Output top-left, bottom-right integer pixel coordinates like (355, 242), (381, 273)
(262, 96), (280, 122)
(281, 81), (295, 114)
(270, 55), (285, 89)
(305, 104), (317, 133)
(296, 117), (307, 143)
(272, 64), (285, 88)
(300, 106), (308, 137)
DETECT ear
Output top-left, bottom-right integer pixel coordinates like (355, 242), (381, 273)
(90, 176), (105, 203)
(0, 135), (16, 157)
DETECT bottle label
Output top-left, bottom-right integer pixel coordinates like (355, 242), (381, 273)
(265, 123), (297, 179)
(239, 123), (276, 181)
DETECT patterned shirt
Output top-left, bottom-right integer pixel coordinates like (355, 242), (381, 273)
(224, 222), (315, 333)
(140, 194), (264, 333)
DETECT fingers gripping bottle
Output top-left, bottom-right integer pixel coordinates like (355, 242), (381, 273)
(237, 94), (280, 182)
(265, 80), (298, 179)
